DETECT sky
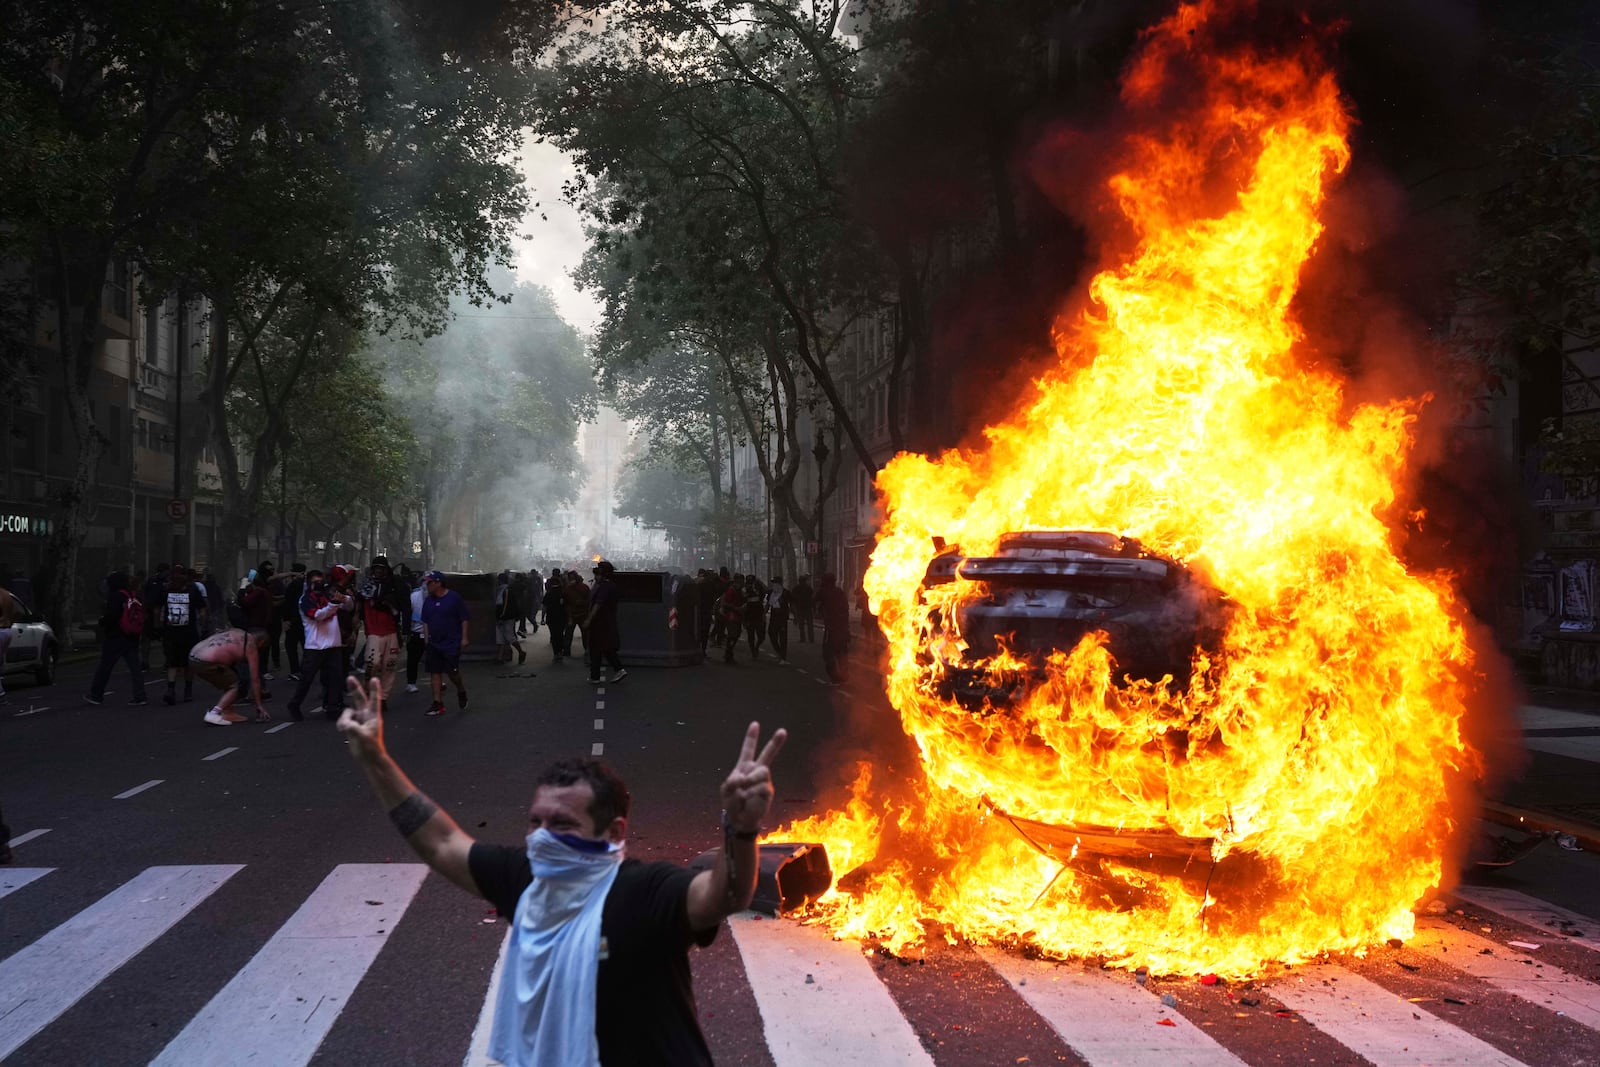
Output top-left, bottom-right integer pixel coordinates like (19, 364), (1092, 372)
(512, 135), (603, 335)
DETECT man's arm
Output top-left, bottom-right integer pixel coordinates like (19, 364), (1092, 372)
(338, 678), (479, 895)
(686, 722), (787, 931)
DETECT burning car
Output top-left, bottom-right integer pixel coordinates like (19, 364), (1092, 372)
(920, 531), (1226, 709)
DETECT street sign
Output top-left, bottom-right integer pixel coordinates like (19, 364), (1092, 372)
(805, 540), (819, 556)
(166, 498), (190, 522)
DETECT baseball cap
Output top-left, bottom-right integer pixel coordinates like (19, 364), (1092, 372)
(371, 555), (390, 569)
(592, 559), (615, 576)
(422, 569), (446, 583)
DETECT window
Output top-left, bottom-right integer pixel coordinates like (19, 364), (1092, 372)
(106, 260), (130, 319)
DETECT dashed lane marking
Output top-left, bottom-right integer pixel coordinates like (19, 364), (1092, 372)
(6, 828), (51, 849)
(202, 747), (238, 762)
(10, 704), (50, 716)
(597, 687), (606, 695)
(594, 718), (604, 730)
(591, 742), (604, 756)
(0, 867), (53, 900)
(596, 700), (606, 710)
(264, 721), (295, 734)
(112, 779), (164, 799)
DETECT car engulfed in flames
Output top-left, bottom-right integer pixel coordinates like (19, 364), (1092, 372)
(921, 531), (1227, 710)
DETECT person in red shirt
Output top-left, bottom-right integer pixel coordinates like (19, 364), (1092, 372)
(357, 556), (410, 698)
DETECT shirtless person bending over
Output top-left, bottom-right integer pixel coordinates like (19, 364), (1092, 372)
(190, 628), (270, 726)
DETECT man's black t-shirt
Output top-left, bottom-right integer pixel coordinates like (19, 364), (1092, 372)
(468, 843), (716, 1066)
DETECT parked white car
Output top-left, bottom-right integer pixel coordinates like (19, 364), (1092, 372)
(2, 600), (59, 686)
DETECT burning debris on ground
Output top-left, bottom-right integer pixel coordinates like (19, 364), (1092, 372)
(773, 0), (1512, 979)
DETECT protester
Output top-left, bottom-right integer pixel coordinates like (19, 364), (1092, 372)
(420, 569), (471, 716)
(584, 560), (626, 685)
(0, 582), (18, 703)
(494, 570), (525, 665)
(818, 572), (850, 684)
(156, 565), (206, 705)
(86, 571), (148, 705)
(524, 566), (543, 635)
(337, 672), (786, 1067)
(741, 574), (767, 660)
(694, 570), (717, 656)
(766, 576), (791, 664)
(708, 567), (732, 650)
(718, 577), (744, 664)
(856, 584), (879, 650)
(329, 564), (361, 679)
(138, 563), (168, 671)
(510, 571), (531, 639)
(359, 556), (410, 695)
(201, 569), (224, 635)
(544, 568), (569, 663)
(190, 627), (270, 725)
(792, 574), (815, 644)
(564, 571), (591, 657)
(280, 563), (307, 680)
(285, 569), (350, 721)
(252, 561), (283, 678)
(404, 573), (426, 694)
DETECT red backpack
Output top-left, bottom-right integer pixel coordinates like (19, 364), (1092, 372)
(119, 591), (146, 636)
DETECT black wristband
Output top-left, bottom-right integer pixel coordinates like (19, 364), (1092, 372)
(721, 810), (760, 841)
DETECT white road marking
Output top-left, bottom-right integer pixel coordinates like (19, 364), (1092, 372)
(729, 913), (935, 1066)
(1411, 919), (1600, 1032)
(978, 948), (1245, 1066)
(149, 863), (428, 1067)
(1270, 964), (1527, 1067)
(112, 779), (164, 799)
(0, 865), (242, 1060)
(596, 700), (606, 710)
(593, 718), (604, 730)
(6, 828), (51, 848)
(10, 704), (50, 717)
(0, 867), (53, 900)
(264, 721), (295, 734)
(1452, 885), (1600, 954)
(463, 929), (510, 1067)
(591, 742), (604, 756)
(201, 746), (238, 761)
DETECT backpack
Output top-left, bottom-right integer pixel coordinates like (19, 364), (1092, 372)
(119, 591), (146, 636)
(226, 589), (249, 630)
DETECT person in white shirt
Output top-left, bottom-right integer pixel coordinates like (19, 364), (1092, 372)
(285, 569), (351, 721)
(405, 577), (426, 694)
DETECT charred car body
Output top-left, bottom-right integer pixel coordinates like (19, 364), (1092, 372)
(920, 531), (1227, 709)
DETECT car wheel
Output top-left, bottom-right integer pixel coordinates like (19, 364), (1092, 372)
(35, 645), (55, 686)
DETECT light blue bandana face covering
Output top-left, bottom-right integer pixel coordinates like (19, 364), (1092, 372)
(488, 828), (624, 1067)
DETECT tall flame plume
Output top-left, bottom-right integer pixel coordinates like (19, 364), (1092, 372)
(777, 0), (1493, 976)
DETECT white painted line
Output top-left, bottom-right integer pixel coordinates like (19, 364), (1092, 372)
(595, 700), (606, 710)
(202, 746), (239, 762)
(0, 868), (53, 900)
(1411, 919), (1600, 1032)
(597, 687), (606, 695)
(149, 863), (428, 1067)
(6, 828), (51, 848)
(462, 929), (510, 1067)
(112, 779), (164, 799)
(729, 913), (934, 1066)
(264, 721), (294, 734)
(593, 718), (604, 730)
(0, 865), (242, 1060)
(591, 742), (604, 756)
(1270, 965), (1527, 1067)
(1452, 886), (1600, 954)
(977, 948), (1245, 1066)
(10, 704), (50, 717)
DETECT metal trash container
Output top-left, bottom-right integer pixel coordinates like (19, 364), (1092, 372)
(439, 571), (497, 661)
(614, 571), (702, 666)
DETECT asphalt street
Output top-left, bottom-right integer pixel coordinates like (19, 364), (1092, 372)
(1, 630), (1598, 1066)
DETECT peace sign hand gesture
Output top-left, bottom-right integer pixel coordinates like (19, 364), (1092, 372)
(338, 674), (387, 763)
(721, 721), (787, 835)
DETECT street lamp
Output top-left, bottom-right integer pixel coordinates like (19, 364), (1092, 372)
(812, 431), (829, 574)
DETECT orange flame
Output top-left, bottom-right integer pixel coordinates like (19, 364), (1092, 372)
(776, 0), (1491, 976)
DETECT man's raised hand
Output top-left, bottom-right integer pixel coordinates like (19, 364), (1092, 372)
(338, 675), (386, 760)
(721, 721), (787, 834)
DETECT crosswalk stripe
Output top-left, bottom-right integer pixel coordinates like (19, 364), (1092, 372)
(976, 948), (1246, 1066)
(148, 863), (428, 1067)
(0, 864), (242, 1061)
(1409, 919), (1600, 1032)
(728, 912), (936, 1066)
(463, 929), (511, 1067)
(5, 827), (50, 848)
(1269, 965), (1529, 1066)
(1453, 885), (1600, 954)
(0, 867), (53, 900)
